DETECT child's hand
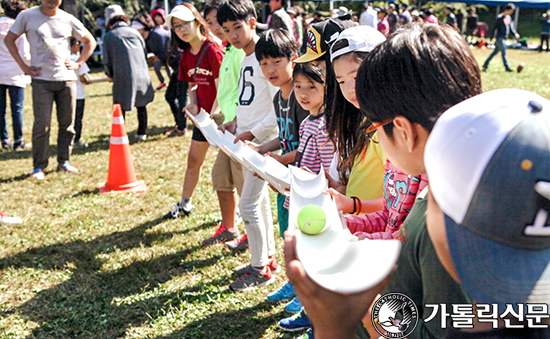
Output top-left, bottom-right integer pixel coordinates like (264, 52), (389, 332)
(266, 151), (283, 163)
(325, 170), (346, 195)
(65, 59), (80, 70)
(218, 120), (237, 134)
(184, 104), (199, 116)
(324, 188), (354, 214)
(244, 140), (261, 152)
(235, 131), (254, 144)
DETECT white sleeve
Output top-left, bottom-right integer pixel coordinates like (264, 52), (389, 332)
(328, 152), (342, 184)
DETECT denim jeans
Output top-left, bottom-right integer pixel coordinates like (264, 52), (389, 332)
(0, 84), (25, 144)
(483, 38), (510, 70)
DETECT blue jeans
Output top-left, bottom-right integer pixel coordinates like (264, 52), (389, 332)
(483, 38), (510, 70)
(0, 84), (25, 144)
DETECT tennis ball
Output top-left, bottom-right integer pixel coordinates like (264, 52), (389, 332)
(297, 204), (326, 235)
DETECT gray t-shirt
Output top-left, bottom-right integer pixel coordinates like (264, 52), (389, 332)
(10, 7), (90, 81)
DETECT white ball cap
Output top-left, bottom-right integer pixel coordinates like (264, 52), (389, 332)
(105, 5), (125, 23)
(425, 89), (543, 224)
(166, 5), (196, 29)
(330, 25), (386, 62)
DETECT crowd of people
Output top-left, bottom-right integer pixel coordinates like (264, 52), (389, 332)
(2, 0), (550, 338)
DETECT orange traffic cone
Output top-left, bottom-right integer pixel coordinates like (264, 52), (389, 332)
(479, 32), (487, 50)
(99, 104), (148, 195)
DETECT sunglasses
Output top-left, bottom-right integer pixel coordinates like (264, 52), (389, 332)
(365, 118), (394, 144)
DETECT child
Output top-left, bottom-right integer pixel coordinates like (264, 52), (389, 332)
(324, 26), (386, 208)
(217, 0), (280, 292)
(249, 29), (308, 306)
(277, 61), (336, 335)
(284, 23), (484, 339)
(163, 4), (224, 219)
(69, 38), (90, 148)
(325, 25), (428, 241)
(200, 0), (246, 247)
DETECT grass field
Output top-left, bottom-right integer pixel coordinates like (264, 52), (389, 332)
(0, 48), (549, 339)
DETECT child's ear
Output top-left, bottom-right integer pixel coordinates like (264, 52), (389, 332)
(393, 116), (417, 153)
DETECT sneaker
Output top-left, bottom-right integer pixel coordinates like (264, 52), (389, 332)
(73, 141), (88, 148)
(2, 140), (12, 150)
(267, 281), (296, 302)
(165, 126), (186, 137)
(0, 211), (22, 225)
(202, 223), (239, 246)
(278, 308), (311, 332)
(285, 297), (303, 313)
(13, 141), (30, 151)
(57, 162), (78, 173)
(234, 257), (280, 276)
(505, 68), (514, 72)
(230, 266), (274, 291)
(225, 233), (249, 252)
(297, 328), (314, 339)
(134, 134), (147, 142)
(162, 202), (192, 219)
(30, 168), (45, 180)
(156, 83), (166, 91)
(482, 66), (487, 72)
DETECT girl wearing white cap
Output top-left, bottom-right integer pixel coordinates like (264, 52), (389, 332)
(163, 4), (224, 219)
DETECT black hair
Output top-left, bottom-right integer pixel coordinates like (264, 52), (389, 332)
(356, 23), (482, 138)
(1, 0), (26, 19)
(280, 0), (287, 8)
(132, 11), (156, 31)
(108, 15), (128, 28)
(203, 0), (220, 19)
(325, 43), (371, 185)
(255, 29), (298, 62)
(293, 62), (324, 85)
(70, 37), (79, 47)
(217, 0), (257, 26)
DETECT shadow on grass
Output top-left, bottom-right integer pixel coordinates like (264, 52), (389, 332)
(0, 218), (240, 338)
(155, 301), (287, 339)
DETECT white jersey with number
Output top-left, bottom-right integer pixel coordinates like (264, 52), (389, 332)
(235, 52), (278, 143)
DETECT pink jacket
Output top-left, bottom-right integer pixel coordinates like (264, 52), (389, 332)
(345, 160), (428, 239)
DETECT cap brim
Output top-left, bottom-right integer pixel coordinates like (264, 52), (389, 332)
(445, 214), (550, 311)
(166, 8), (195, 28)
(294, 50), (326, 63)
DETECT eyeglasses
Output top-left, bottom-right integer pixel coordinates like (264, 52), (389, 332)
(365, 118), (394, 144)
(173, 22), (189, 32)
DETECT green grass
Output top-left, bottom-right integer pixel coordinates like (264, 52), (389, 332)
(1, 48), (549, 338)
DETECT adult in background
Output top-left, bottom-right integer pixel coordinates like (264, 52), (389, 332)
(132, 12), (172, 92)
(399, 3), (411, 25)
(482, 3), (520, 73)
(359, 3), (377, 29)
(376, 7), (389, 37)
(267, 0), (294, 37)
(424, 8), (438, 24)
(5, 0), (96, 179)
(540, 12), (550, 52)
(387, 4), (398, 33)
(103, 5), (154, 142)
(445, 5), (458, 30)
(0, 0), (30, 151)
(465, 8), (478, 43)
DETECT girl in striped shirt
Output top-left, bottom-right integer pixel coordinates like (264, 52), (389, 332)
(284, 62), (335, 209)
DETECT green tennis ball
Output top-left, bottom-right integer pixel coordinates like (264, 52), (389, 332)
(297, 204), (326, 235)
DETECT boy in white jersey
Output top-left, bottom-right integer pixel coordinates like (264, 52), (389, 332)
(217, 0), (280, 291)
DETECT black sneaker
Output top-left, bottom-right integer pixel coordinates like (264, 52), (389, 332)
(202, 223), (239, 246)
(230, 267), (274, 292)
(225, 233), (249, 252)
(162, 202), (192, 219)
